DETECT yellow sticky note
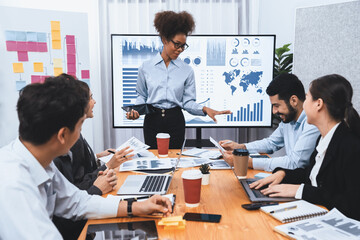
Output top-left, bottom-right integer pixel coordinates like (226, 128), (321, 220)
(13, 63), (24, 73)
(52, 40), (61, 49)
(54, 67), (63, 76)
(161, 216), (183, 223)
(33, 62), (44, 72)
(51, 30), (61, 40)
(53, 58), (63, 68)
(51, 21), (61, 30)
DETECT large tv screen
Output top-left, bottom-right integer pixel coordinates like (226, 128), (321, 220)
(112, 34), (275, 128)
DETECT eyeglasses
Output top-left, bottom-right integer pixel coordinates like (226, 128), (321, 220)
(170, 40), (189, 50)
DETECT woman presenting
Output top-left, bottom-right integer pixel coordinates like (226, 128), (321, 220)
(127, 11), (230, 149)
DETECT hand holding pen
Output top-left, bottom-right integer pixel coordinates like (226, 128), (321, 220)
(106, 146), (134, 169)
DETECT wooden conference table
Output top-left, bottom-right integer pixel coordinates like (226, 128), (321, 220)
(78, 150), (287, 240)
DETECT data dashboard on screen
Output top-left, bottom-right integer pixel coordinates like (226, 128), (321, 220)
(112, 34), (275, 128)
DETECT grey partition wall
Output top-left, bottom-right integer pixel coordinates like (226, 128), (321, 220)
(293, 1), (360, 111)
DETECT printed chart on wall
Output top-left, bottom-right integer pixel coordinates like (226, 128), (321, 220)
(112, 34), (275, 128)
(0, 7), (91, 91)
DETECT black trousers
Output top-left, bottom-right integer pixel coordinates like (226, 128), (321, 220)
(143, 107), (185, 149)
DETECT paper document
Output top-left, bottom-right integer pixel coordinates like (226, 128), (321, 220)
(209, 137), (226, 155)
(176, 158), (231, 169)
(182, 148), (222, 159)
(119, 158), (173, 172)
(274, 208), (360, 240)
(99, 137), (150, 163)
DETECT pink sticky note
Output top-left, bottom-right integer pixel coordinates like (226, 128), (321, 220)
(66, 44), (76, 54)
(18, 51), (29, 62)
(17, 41), (27, 51)
(67, 63), (76, 73)
(6, 41), (17, 51)
(81, 70), (90, 79)
(38, 42), (48, 52)
(66, 35), (75, 44)
(67, 54), (76, 64)
(27, 42), (38, 52)
(31, 75), (41, 84)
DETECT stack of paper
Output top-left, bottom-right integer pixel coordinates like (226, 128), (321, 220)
(158, 216), (186, 230)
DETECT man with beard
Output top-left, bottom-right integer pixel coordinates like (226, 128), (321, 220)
(219, 73), (320, 172)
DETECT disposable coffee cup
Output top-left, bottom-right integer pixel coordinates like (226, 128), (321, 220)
(232, 149), (249, 179)
(182, 170), (202, 207)
(156, 133), (170, 157)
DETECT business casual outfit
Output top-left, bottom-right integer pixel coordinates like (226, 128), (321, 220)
(245, 111), (320, 171)
(0, 138), (121, 239)
(136, 53), (205, 149)
(274, 122), (360, 221)
(53, 134), (105, 195)
(53, 134), (106, 239)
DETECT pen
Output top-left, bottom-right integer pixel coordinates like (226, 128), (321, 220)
(107, 150), (116, 154)
(270, 205), (297, 214)
(223, 140), (232, 145)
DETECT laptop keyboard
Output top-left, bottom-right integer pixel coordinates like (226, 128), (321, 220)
(246, 180), (267, 198)
(140, 175), (167, 193)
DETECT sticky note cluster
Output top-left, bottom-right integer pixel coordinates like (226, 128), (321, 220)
(51, 21), (61, 49)
(158, 216), (186, 230)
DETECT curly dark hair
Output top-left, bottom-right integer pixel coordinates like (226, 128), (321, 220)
(154, 11), (195, 41)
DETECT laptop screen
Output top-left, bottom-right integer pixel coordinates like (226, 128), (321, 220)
(170, 139), (186, 176)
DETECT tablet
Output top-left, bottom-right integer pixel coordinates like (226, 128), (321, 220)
(86, 220), (158, 240)
(121, 104), (155, 115)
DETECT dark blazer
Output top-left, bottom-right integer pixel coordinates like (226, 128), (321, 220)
(274, 122), (360, 221)
(53, 134), (107, 240)
(53, 134), (106, 195)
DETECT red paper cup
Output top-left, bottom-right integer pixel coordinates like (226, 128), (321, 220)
(182, 170), (202, 207)
(156, 133), (170, 157)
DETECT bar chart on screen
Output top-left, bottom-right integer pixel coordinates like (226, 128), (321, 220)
(227, 100), (264, 122)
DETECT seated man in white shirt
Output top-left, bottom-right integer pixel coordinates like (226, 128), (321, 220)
(220, 73), (320, 172)
(0, 74), (172, 240)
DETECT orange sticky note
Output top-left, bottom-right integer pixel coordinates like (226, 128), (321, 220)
(54, 67), (63, 76)
(51, 30), (61, 40)
(52, 40), (61, 49)
(13, 63), (24, 73)
(33, 62), (44, 72)
(53, 58), (63, 68)
(51, 21), (60, 31)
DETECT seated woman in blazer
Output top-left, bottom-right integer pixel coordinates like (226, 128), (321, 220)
(250, 74), (360, 221)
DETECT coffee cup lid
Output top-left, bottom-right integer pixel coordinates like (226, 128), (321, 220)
(181, 169), (202, 180)
(232, 149), (249, 156)
(156, 133), (170, 138)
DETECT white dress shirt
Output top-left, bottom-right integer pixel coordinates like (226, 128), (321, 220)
(0, 138), (121, 239)
(295, 122), (341, 199)
(245, 111), (320, 171)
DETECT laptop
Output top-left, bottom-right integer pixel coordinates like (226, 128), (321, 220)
(117, 140), (186, 196)
(239, 178), (295, 202)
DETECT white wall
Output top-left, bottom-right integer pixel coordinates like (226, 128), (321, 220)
(257, 0), (356, 50)
(0, 0), (103, 151)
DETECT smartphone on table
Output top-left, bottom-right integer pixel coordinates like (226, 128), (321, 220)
(183, 213), (221, 223)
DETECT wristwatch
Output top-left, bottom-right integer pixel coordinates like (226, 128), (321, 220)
(126, 199), (136, 217)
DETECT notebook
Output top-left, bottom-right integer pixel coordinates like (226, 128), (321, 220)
(261, 200), (328, 223)
(117, 139), (185, 195)
(239, 178), (295, 202)
(274, 208), (360, 240)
